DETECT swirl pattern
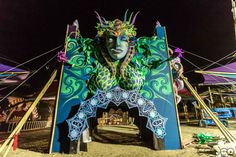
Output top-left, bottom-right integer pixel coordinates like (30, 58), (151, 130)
(59, 30), (176, 143)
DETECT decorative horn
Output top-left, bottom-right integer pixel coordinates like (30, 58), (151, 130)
(128, 12), (134, 24)
(101, 17), (107, 24)
(124, 9), (129, 22)
(94, 11), (103, 25)
(131, 11), (140, 25)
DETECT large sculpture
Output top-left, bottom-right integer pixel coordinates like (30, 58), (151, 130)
(50, 11), (182, 153)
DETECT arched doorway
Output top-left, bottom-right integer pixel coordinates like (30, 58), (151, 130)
(67, 87), (167, 150)
(91, 103), (163, 149)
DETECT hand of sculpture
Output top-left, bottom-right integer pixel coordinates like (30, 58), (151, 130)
(57, 51), (68, 63)
(155, 20), (161, 28)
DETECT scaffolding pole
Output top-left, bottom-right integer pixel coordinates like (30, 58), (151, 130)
(180, 74), (236, 143)
(0, 70), (57, 156)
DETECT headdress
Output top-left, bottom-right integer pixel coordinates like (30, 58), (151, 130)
(95, 10), (139, 38)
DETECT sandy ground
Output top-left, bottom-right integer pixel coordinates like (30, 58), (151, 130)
(1, 122), (236, 157)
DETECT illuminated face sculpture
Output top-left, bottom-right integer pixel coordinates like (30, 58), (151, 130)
(95, 12), (138, 60)
(106, 33), (129, 60)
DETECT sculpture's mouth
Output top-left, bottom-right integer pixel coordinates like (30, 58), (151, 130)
(111, 48), (123, 54)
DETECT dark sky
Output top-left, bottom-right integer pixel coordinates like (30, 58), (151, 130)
(0, 0), (235, 94)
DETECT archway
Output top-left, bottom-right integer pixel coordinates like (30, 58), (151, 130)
(91, 103), (163, 149)
(66, 86), (168, 147)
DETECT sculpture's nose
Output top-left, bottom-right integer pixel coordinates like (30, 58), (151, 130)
(116, 37), (121, 47)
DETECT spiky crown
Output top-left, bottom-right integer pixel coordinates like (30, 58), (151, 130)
(95, 10), (139, 38)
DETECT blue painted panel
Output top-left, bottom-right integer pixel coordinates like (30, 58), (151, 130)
(51, 26), (181, 152)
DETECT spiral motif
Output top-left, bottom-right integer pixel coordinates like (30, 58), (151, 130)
(156, 40), (166, 52)
(67, 39), (79, 56)
(140, 88), (155, 100)
(62, 74), (78, 97)
(149, 74), (171, 96)
(69, 54), (86, 67)
(61, 36), (175, 108)
(84, 65), (94, 75)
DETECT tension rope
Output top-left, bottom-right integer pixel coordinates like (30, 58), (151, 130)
(1, 45), (62, 80)
(0, 54), (57, 103)
(169, 44), (236, 92)
(169, 44), (236, 72)
(0, 55), (21, 65)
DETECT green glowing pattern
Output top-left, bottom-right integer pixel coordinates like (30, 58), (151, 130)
(60, 33), (172, 106)
(52, 26), (181, 152)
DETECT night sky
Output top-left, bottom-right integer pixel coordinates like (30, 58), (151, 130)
(0, 0), (235, 94)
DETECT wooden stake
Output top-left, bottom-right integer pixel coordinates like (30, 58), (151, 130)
(180, 74), (236, 143)
(49, 25), (70, 154)
(0, 70), (57, 155)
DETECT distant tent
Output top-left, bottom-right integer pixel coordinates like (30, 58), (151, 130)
(0, 64), (29, 85)
(195, 62), (236, 85)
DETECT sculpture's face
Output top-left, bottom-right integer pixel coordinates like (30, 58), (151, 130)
(106, 33), (129, 60)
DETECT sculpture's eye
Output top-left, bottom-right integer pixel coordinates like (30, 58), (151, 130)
(120, 36), (128, 41)
(108, 38), (113, 43)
